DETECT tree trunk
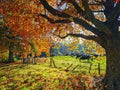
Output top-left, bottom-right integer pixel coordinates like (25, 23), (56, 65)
(8, 44), (14, 63)
(102, 40), (120, 90)
(8, 50), (14, 63)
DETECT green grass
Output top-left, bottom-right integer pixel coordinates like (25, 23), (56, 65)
(52, 56), (106, 75)
(0, 56), (106, 90)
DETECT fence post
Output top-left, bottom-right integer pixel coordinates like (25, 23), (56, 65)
(72, 65), (79, 71)
(89, 63), (92, 73)
(49, 57), (57, 68)
(65, 64), (73, 72)
(98, 63), (100, 75)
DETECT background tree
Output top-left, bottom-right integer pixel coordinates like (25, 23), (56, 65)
(65, 37), (80, 55)
(0, 0), (53, 62)
(0, 14), (17, 63)
(0, 25), (22, 63)
(83, 40), (105, 55)
(39, 0), (120, 89)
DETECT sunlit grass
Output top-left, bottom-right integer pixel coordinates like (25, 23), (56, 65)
(52, 56), (106, 75)
(0, 56), (106, 89)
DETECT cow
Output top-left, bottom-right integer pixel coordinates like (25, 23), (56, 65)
(76, 54), (82, 59)
(70, 53), (76, 57)
(76, 54), (92, 61)
(80, 54), (91, 60)
(93, 53), (101, 58)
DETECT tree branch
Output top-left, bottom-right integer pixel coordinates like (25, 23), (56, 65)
(40, 0), (102, 37)
(108, 2), (120, 20)
(94, 0), (103, 4)
(103, 0), (115, 19)
(40, 14), (71, 23)
(69, 33), (98, 41)
(52, 31), (98, 41)
(82, 0), (112, 36)
(72, 17), (101, 36)
(40, 0), (71, 18)
(40, 14), (101, 36)
(67, 0), (87, 19)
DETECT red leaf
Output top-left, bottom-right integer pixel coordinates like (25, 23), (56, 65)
(115, 0), (120, 3)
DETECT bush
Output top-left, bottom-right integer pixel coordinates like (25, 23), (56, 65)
(0, 51), (9, 63)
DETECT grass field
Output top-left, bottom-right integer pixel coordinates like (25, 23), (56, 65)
(0, 56), (106, 90)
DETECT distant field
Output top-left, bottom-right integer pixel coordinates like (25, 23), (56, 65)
(0, 56), (106, 90)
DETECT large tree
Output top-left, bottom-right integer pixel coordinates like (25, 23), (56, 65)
(39, 0), (120, 89)
(0, 0), (52, 62)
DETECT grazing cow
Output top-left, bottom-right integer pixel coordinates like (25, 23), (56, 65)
(76, 54), (82, 59)
(93, 53), (101, 58)
(70, 53), (76, 57)
(76, 54), (92, 60)
(80, 54), (91, 60)
(93, 54), (99, 58)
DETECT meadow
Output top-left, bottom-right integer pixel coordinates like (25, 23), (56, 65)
(0, 56), (106, 90)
